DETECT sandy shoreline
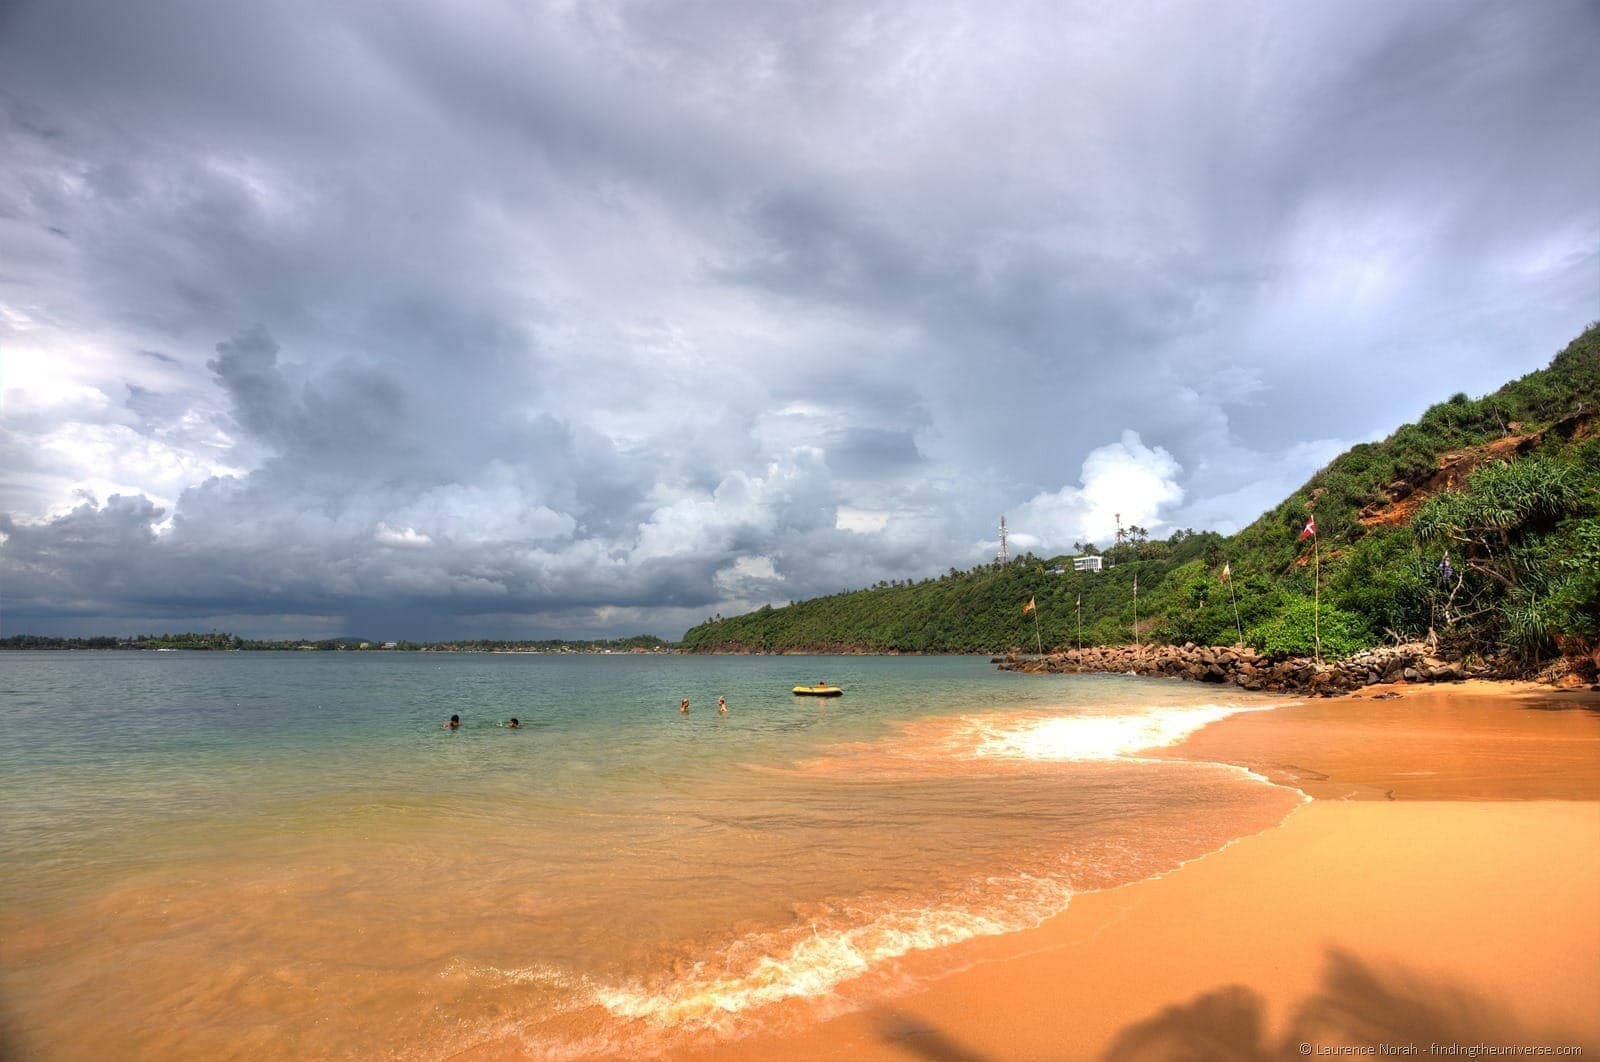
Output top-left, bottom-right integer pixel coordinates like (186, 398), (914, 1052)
(688, 681), (1600, 1061)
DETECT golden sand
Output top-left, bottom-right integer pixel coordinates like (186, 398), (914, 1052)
(692, 681), (1600, 1060)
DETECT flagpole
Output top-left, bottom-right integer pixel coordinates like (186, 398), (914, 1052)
(1076, 596), (1083, 651)
(1313, 533), (1321, 663)
(1228, 577), (1242, 643)
(1033, 609), (1043, 655)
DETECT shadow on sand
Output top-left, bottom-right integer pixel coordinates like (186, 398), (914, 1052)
(1104, 947), (1589, 1061)
(869, 949), (1591, 1061)
(870, 1008), (993, 1061)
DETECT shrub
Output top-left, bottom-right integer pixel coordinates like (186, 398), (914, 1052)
(1246, 597), (1375, 659)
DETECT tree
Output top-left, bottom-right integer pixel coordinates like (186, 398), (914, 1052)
(1412, 458), (1583, 591)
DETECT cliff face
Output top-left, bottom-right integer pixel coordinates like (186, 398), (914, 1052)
(1356, 411), (1594, 531)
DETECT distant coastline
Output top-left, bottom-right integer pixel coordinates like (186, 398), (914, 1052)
(0, 633), (672, 654)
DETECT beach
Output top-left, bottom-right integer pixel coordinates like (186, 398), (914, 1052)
(0, 655), (1299, 1059)
(2, 659), (1597, 1060)
(693, 681), (1600, 1060)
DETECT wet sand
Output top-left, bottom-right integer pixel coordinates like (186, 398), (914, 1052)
(696, 681), (1600, 1060)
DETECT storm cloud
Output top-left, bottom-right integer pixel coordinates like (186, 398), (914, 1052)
(1, 0), (1595, 638)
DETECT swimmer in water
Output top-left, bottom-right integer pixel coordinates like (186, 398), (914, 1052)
(507, 717), (520, 729)
(444, 714), (460, 730)
(680, 698), (690, 714)
(718, 696), (727, 714)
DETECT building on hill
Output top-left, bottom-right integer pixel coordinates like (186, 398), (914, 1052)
(1072, 555), (1104, 573)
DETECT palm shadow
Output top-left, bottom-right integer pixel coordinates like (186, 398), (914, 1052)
(1103, 947), (1589, 1061)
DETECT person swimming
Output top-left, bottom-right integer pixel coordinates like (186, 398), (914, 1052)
(507, 717), (519, 729)
(717, 696), (727, 714)
(444, 714), (460, 730)
(680, 698), (690, 713)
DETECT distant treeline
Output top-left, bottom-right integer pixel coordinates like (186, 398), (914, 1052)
(1, 632), (673, 652)
(682, 324), (1600, 664)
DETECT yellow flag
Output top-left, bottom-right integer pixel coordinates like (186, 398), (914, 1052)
(1022, 597), (1036, 615)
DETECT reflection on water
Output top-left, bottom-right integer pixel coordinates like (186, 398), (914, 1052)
(0, 652), (1300, 1058)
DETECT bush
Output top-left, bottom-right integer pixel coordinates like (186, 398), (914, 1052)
(1328, 529), (1432, 640)
(1246, 597), (1375, 660)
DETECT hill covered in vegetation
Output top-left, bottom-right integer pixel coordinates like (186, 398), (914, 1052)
(681, 324), (1600, 668)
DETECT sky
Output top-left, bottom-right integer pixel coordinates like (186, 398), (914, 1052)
(1, 0), (1596, 640)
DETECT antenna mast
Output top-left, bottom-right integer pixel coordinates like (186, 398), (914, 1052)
(996, 515), (1010, 564)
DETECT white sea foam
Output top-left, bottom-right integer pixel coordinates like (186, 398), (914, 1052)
(957, 701), (1286, 762)
(586, 874), (1075, 1029)
(471, 697), (1302, 1041)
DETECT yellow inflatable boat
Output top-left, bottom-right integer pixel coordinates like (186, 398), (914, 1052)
(791, 684), (843, 697)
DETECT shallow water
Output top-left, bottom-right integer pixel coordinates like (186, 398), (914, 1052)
(0, 652), (1300, 1058)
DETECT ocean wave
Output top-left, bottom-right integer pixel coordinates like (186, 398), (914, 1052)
(583, 873), (1075, 1030)
(951, 702), (1286, 762)
(457, 696), (1301, 1048)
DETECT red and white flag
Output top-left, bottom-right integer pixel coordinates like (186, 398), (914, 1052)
(1298, 516), (1317, 542)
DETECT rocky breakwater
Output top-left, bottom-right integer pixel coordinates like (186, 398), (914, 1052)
(996, 642), (1505, 696)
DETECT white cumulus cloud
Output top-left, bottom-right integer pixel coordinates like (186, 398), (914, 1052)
(1008, 431), (1185, 552)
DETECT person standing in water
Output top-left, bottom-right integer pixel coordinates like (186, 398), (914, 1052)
(680, 698), (690, 714)
(507, 718), (519, 729)
(717, 696), (727, 715)
(443, 714), (460, 730)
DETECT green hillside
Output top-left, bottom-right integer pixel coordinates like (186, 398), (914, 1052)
(681, 324), (1600, 663)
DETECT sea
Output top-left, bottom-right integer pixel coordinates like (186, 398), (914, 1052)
(0, 651), (1303, 1059)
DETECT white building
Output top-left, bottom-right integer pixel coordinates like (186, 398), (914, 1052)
(1071, 555), (1103, 573)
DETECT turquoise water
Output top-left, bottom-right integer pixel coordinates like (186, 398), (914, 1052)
(0, 651), (1300, 1058)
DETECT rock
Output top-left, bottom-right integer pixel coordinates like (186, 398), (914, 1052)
(993, 640), (1491, 695)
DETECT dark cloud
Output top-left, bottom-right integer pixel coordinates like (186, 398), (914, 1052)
(1, 0), (1595, 638)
